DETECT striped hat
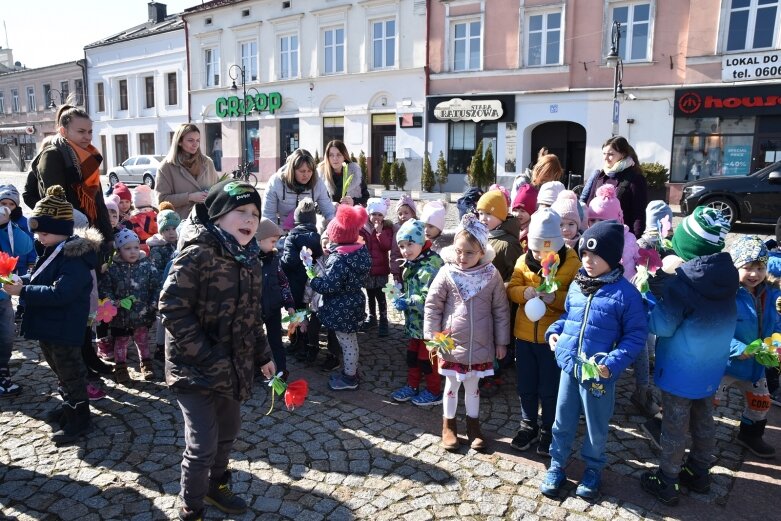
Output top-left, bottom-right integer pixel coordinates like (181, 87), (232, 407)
(29, 185), (74, 236)
(672, 206), (730, 261)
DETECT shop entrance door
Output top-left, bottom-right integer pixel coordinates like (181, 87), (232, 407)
(370, 114), (396, 184)
(530, 122), (586, 189)
(279, 118), (300, 169)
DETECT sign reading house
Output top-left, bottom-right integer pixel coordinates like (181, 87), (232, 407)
(427, 95), (515, 123)
(674, 84), (781, 118)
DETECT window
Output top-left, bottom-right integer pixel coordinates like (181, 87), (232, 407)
(453, 20), (481, 71)
(166, 73), (177, 105)
(241, 41), (258, 82)
(0, 92), (4, 114)
(145, 76), (155, 108)
(323, 27), (345, 75)
(11, 89), (19, 113)
(611, 2), (652, 61)
(97, 82), (105, 112)
(119, 79), (128, 111)
(279, 34), (299, 79)
(526, 11), (562, 66)
(43, 84), (51, 107)
(114, 135), (129, 165)
(726, 0), (779, 51)
(139, 133), (155, 155)
(372, 19), (396, 69)
(26, 86), (36, 112)
(205, 48), (220, 87)
(60, 81), (69, 103)
(74, 79), (84, 106)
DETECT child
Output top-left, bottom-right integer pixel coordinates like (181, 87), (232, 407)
(510, 183), (537, 252)
(395, 193), (417, 225)
(542, 221), (647, 500)
(476, 189), (522, 282)
(113, 182), (133, 223)
(99, 229), (160, 383)
(536, 181), (565, 209)
(159, 179), (274, 520)
(640, 207), (738, 506)
(258, 218), (296, 378)
(307, 233), (343, 370)
(105, 195), (121, 231)
(310, 205), (371, 390)
(421, 200), (454, 253)
(0, 185), (37, 276)
(392, 219), (445, 405)
(128, 185), (158, 254)
(587, 185), (639, 281)
(148, 202), (181, 359)
(551, 190), (583, 248)
(360, 197), (401, 336)
(507, 208), (580, 455)
(637, 200), (674, 253)
(5, 186), (102, 443)
(424, 214), (511, 452)
(716, 236), (780, 458)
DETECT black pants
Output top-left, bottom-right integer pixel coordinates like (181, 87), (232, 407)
(263, 308), (285, 373)
(40, 341), (87, 403)
(366, 288), (387, 319)
(307, 312), (340, 356)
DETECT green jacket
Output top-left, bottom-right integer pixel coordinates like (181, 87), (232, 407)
(488, 216), (522, 282)
(401, 245), (443, 339)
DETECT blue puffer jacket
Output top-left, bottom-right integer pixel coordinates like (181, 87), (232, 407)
(0, 221), (34, 302)
(546, 270), (647, 383)
(12, 215), (37, 273)
(281, 223), (323, 307)
(310, 243), (370, 333)
(650, 252), (739, 399)
(727, 283), (781, 383)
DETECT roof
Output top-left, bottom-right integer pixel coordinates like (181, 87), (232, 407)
(84, 14), (184, 50)
(182, 0), (248, 16)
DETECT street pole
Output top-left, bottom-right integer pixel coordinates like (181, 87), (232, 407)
(230, 64), (248, 173)
(606, 21), (624, 137)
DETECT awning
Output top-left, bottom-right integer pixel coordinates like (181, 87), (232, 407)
(0, 125), (35, 135)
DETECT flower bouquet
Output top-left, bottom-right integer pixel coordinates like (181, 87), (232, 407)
(96, 298), (118, 324)
(282, 308), (310, 337)
(525, 252), (560, 322)
(341, 168), (353, 200)
(0, 252), (19, 284)
(632, 248), (663, 294)
(743, 334), (781, 368)
(425, 330), (456, 363)
(301, 246), (317, 280)
(382, 281), (404, 321)
(265, 373), (309, 415)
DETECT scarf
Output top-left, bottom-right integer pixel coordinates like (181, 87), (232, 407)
(54, 136), (103, 223)
(207, 222), (260, 269)
(603, 156), (635, 178)
(180, 152), (203, 178)
(575, 266), (624, 296)
(446, 261), (496, 303)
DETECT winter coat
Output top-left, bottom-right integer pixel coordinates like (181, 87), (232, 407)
(260, 249), (295, 318)
(148, 234), (176, 281)
(262, 170), (336, 231)
(281, 222), (323, 307)
(621, 224), (639, 282)
(546, 271), (647, 384)
(359, 220), (401, 280)
(318, 161), (363, 203)
(507, 247), (581, 343)
(582, 165), (648, 238)
(650, 252), (740, 399)
(727, 283), (781, 383)
(429, 229), (455, 254)
(155, 157), (219, 219)
(128, 208), (159, 253)
(424, 246), (511, 366)
(160, 204), (271, 401)
(99, 253), (160, 329)
(11, 215), (37, 273)
(19, 228), (103, 346)
(310, 243), (371, 333)
(401, 246), (444, 339)
(489, 217), (523, 281)
(0, 220), (34, 301)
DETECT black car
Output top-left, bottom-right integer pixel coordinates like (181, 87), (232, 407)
(680, 161), (781, 225)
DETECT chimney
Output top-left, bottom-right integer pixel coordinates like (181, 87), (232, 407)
(148, 2), (167, 23)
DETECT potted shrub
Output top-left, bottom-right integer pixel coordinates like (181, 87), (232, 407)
(640, 162), (669, 202)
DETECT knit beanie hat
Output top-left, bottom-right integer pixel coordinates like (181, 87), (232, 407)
(672, 206), (730, 261)
(476, 190), (508, 221)
(551, 190), (582, 230)
(133, 185), (154, 209)
(73, 209), (89, 229)
(396, 218), (426, 246)
(395, 194), (417, 217)
(157, 206), (181, 231)
(578, 220), (625, 270)
(114, 228), (140, 249)
(0, 184), (20, 206)
(326, 204), (367, 244)
(488, 184), (511, 207)
(205, 180), (262, 222)
(645, 200), (673, 234)
(527, 208), (564, 252)
(29, 185), (74, 236)
(511, 183), (537, 213)
(104, 197), (119, 216)
(588, 185), (623, 223)
(294, 197), (317, 225)
(421, 200), (447, 231)
(729, 235), (769, 269)
(258, 218), (283, 241)
(457, 213), (489, 251)
(366, 197), (389, 217)
(113, 182), (132, 202)
(537, 181), (565, 207)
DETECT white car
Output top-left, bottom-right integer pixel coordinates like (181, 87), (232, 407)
(106, 155), (164, 189)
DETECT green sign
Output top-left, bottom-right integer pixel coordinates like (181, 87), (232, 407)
(216, 91), (282, 117)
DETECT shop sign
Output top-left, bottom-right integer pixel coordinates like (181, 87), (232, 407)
(215, 91), (282, 118)
(433, 98), (503, 122)
(722, 49), (781, 82)
(674, 84), (781, 117)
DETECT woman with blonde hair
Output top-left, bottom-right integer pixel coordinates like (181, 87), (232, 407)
(155, 124), (219, 219)
(317, 140), (364, 206)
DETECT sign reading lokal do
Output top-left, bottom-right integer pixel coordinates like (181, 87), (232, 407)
(433, 98), (504, 122)
(722, 49), (781, 82)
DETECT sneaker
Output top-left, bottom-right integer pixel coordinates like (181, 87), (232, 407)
(0, 370), (20, 398)
(575, 468), (602, 501)
(319, 354), (341, 372)
(178, 507), (203, 521)
(86, 383), (106, 401)
(540, 465), (567, 498)
(537, 429), (552, 456)
(640, 470), (680, 506)
(679, 460), (710, 494)
(510, 423), (539, 451)
(360, 316), (377, 331)
(770, 389), (781, 407)
(328, 371), (359, 391)
(411, 389), (443, 406)
(204, 481), (247, 515)
(391, 385), (418, 402)
(641, 416), (662, 451)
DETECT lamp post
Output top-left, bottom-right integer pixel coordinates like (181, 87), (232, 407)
(48, 88), (63, 112)
(228, 64), (248, 173)
(606, 21), (625, 137)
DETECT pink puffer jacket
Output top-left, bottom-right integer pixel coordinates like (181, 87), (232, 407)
(359, 220), (401, 280)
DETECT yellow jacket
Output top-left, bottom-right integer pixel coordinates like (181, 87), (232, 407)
(507, 247), (581, 343)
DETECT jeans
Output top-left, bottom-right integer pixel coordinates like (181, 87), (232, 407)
(0, 299), (14, 369)
(515, 339), (560, 430)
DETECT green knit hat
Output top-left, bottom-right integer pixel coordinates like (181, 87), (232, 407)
(672, 206), (730, 261)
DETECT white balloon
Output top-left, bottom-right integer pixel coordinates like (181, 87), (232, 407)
(524, 296), (547, 322)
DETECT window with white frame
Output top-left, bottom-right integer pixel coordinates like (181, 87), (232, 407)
(166, 73), (177, 106)
(323, 27), (345, 75)
(205, 47), (220, 87)
(526, 10), (563, 66)
(241, 41), (258, 81)
(725, 0), (779, 51)
(279, 34), (299, 79)
(453, 20), (481, 71)
(610, 2), (653, 61)
(26, 86), (36, 112)
(372, 19), (396, 69)
(97, 82), (105, 112)
(11, 89), (19, 113)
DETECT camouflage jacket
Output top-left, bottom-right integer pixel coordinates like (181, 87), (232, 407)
(98, 253), (160, 329)
(160, 204), (271, 401)
(401, 245), (443, 339)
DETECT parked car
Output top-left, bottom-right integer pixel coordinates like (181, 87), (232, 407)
(680, 161), (781, 225)
(105, 155), (164, 189)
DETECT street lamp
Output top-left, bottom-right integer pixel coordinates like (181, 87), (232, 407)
(228, 64), (248, 173)
(606, 21), (625, 136)
(48, 88), (63, 112)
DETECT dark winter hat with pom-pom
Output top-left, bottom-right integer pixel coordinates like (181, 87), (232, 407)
(294, 197), (317, 226)
(29, 185), (74, 236)
(326, 204), (367, 244)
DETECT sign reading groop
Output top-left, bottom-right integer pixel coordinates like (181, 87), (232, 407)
(433, 98), (504, 122)
(216, 91), (283, 117)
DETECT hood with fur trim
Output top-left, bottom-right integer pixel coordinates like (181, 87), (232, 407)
(63, 227), (103, 265)
(440, 244), (496, 266)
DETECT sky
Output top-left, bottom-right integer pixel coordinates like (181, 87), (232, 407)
(2, 0), (200, 69)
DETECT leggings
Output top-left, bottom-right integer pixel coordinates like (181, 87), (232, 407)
(443, 373), (480, 419)
(335, 331), (359, 376)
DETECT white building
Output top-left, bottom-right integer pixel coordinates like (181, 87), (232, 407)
(184, 0), (427, 185)
(86, 2), (188, 180)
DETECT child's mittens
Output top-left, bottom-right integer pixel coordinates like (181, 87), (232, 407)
(394, 298), (408, 311)
(539, 292), (554, 304)
(523, 287), (537, 301)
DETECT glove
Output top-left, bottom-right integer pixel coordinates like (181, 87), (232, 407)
(306, 266), (318, 280)
(394, 298), (408, 311)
